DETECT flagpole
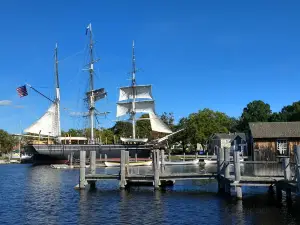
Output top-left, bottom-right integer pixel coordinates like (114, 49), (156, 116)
(25, 83), (55, 104)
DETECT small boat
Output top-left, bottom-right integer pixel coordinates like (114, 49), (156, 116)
(163, 159), (199, 165)
(104, 161), (152, 167)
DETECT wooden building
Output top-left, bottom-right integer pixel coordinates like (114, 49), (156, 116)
(249, 122), (300, 158)
(208, 133), (247, 155)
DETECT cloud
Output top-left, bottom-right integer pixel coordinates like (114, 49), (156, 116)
(0, 100), (12, 106)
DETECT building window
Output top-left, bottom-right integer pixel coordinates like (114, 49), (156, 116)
(277, 139), (288, 155)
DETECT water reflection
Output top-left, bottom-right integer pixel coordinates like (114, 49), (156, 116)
(1, 164), (300, 225)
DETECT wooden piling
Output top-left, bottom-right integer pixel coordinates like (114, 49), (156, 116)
(119, 150), (126, 189)
(224, 147), (231, 195)
(70, 152), (74, 168)
(104, 154), (107, 162)
(153, 149), (160, 189)
(135, 153), (138, 162)
(99, 154), (102, 163)
(161, 149), (165, 174)
(283, 157), (291, 181)
(125, 151), (130, 175)
(168, 150), (171, 162)
(233, 143), (242, 199)
(224, 147), (230, 179)
(90, 151), (96, 175)
(217, 146), (224, 176)
(217, 146), (225, 193)
(79, 151), (86, 189)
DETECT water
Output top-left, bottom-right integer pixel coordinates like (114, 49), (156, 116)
(1, 164), (300, 225)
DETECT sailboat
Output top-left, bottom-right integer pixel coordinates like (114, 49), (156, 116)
(23, 25), (152, 164)
(23, 25), (175, 165)
(116, 41), (173, 143)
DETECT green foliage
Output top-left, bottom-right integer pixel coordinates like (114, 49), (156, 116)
(280, 101), (300, 121)
(0, 129), (17, 153)
(136, 114), (151, 138)
(186, 108), (232, 149)
(61, 129), (84, 137)
(160, 112), (175, 131)
(111, 121), (132, 137)
(240, 100), (272, 132)
(96, 129), (114, 144)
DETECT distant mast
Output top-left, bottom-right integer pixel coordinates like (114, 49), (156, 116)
(86, 23), (95, 143)
(54, 43), (61, 139)
(131, 40), (136, 139)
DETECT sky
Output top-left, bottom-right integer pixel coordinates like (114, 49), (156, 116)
(1, 0), (300, 134)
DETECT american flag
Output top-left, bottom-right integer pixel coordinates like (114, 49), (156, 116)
(16, 85), (28, 97)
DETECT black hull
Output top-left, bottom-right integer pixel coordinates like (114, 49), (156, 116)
(25, 144), (152, 165)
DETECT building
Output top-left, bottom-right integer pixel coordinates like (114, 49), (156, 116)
(249, 122), (300, 158)
(208, 133), (247, 155)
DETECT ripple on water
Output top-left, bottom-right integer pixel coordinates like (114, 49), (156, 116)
(0, 164), (300, 225)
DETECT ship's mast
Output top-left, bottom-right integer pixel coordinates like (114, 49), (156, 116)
(131, 40), (136, 139)
(54, 43), (61, 139)
(87, 23), (95, 144)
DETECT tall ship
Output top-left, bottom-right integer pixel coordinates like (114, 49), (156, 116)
(22, 24), (173, 164)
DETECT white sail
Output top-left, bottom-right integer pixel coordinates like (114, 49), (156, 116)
(24, 103), (59, 137)
(119, 85), (153, 101)
(149, 112), (172, 134)
(116, 100), (155, 117)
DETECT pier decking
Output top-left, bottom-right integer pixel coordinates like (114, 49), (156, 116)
(74, 143), (300, 202)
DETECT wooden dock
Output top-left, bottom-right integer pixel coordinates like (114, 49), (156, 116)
(74, 143), (300, 202)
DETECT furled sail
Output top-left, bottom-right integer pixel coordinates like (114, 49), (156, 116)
(116, 100), (155, 117)
(24, 103), (60, 137)
(119, 85), (153, 101)
(86, 88), (107, 102)
(149, 112), (172, 134)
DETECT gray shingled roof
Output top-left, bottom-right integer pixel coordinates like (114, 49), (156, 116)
(249, 122), (300, 138)
(213, 133), (246, 141)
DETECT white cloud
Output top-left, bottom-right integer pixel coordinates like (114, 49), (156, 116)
(0, 100), (12, 106)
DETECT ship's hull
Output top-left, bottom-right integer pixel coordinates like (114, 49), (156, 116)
(25, 144), (152, 165)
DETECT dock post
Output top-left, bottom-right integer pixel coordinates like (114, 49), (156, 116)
(161, 149), (165, 174)
(125, 151), (130, 175)
(283, 157), (291, 181)
(99, 154), (102, 163)
(79, 151), (86, 189)
(168, 150), (171, 162)
(135, 153), (138, 162)
(89, 151), (96, 189)
(217, 146), (225, 193)
(70, 152), (74, 168)
(90, 151), (96, 175)
(224, 147), (231, 195)
(119, 150), (126, 189)
(153, 149), (160, 190)
(233, 143), (242, 199)
(104, 154), (107, 162)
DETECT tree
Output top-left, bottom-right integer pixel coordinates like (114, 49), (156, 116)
(160, 112), (175, 131)
(187, 108), (232, 150)
(0, 129), (17, 154)
(171, 117), (190, 152)
(240, 100), (272, 132)
(111, 121), (132, 138)
(281, 101), (300, 121)
(96, 129), (114, 144)
(269, 112), (285, 122)
(136, 114), (151, 138)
